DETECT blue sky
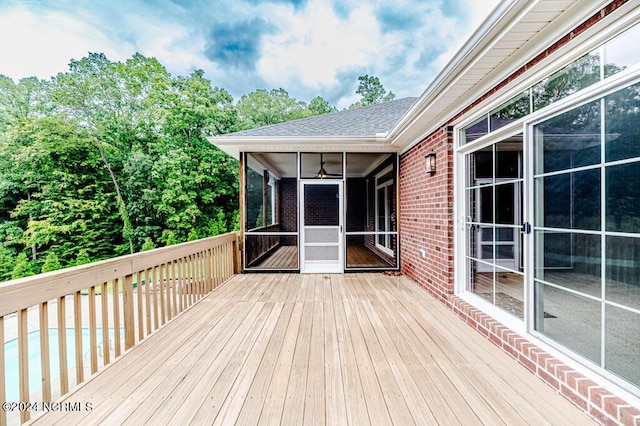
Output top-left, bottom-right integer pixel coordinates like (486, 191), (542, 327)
(0, 0), (500, 109)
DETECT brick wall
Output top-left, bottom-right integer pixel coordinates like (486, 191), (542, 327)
(303, 184), (339, 226)
(397, 3), (640, 424)
(400, 126), (455, 301)
(399, 126), (640, 425)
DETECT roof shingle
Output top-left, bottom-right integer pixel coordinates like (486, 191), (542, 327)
(224, 97), (418, 138)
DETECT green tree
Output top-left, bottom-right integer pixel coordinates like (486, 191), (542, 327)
(141, 237), (156, 251)
(308, 96), (337, 115)
(11, 252), (36, 279)
(41, 251), (62, 273)
(0, 245), (16, 280)
(349, 74), (395, 109)
(236, 88), (312, 129)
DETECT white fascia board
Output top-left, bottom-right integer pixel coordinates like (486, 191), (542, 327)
(389, 0), (611, 154)
(386, 0), (523, 144)
(208, 135), (395, 159)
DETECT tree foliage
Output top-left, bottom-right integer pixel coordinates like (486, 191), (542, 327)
(0, 52), (359, 280)
(349, 74), (395, 109)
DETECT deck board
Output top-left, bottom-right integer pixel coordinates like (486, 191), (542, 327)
(31, 273), (594, 426)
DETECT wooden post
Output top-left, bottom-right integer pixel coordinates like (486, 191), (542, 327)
(239, 153), (245, 273)
(57, 296), (69, 395)
(73, 291), (84, 384)
(123, 273), (135, 350)
(18, 309), (29, 423)
(88, 287), (98, 374)
(39, 302), (51, 401)
(101, 282), (110, 364)
(113, 279), (121, 357)
(0, 317), (5, 426)
(233, 235), (241, 274)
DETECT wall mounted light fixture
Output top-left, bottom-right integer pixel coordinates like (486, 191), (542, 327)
(425, 151), (437, 174)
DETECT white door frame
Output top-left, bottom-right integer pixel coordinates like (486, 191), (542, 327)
(300, 180), (344, 273)
(475, 178), (521, 272)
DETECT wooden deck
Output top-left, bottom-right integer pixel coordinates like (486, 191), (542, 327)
(255, 244), (393, 269)
(32, 273), (592, 425)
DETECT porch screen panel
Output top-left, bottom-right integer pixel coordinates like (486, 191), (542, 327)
(244, 153), (299, 270)
(345, 153), (398, 269)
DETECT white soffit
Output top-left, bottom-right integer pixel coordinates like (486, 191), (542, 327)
(389, 0), (611, 152)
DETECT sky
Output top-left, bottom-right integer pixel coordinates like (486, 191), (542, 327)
(0, 0), (501, 109)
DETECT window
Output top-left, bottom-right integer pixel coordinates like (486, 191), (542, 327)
(464, 135), (524, 318)
(461, 21), (640, 145)
(375, 167), (394, 256)
(457, 18), (640, 396)
(533, 82), (640, 388)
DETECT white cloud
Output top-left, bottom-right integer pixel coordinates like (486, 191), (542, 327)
(0, 7), (128, 80)
(0, 0), (501, 108)
(258, 1), (380, 89)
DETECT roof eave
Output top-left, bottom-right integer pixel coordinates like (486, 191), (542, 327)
(208, 135), (395, 159)
(387, 0), (611, 153)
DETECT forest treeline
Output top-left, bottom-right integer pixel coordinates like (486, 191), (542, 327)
(0, 53), (395, 280)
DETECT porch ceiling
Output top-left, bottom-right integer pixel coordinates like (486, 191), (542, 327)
(33, 273), (592, 425)
(249, 152), (392, 178)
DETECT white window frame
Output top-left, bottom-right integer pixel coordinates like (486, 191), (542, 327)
(453, 46), (640, 401)
(374, 165), (394, 256)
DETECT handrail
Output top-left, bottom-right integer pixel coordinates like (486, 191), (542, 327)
(0, 231), (240, 425)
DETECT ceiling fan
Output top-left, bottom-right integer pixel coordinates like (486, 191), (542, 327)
(317, 153), (342, 178)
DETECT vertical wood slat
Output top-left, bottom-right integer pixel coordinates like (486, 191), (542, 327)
(189, 255), (195, 306)
(18, 308), (29, 423)
(164, 264), (169, 322)
(137, 271), (143, 341)
(145, 269), (152, 336)
(113, 279), (121, 358)
(195, 252), (201, 298)
(152, 266), (159, 331)
(89, 287), (98, 374)
(212, 243), (222, 287)
(0, 232), (238, 425)
(101, 282), (110, 365)
(164, 265), (171, 322)
(199, 252), (204, 295)
(206, 248), (213, 292)
(57, 296), (68, 395)
(159, 263), (166, 326)
(73, 291), (84, 385)
(211, 246), (217, 289)
(180, 258), (186, 313)
(233, 235), (241, 274)
(0, 317), (5, 426)
(39, 302), (51, 402)
(168, 262), (173, 317)
(123, 274), (135, 350)
(171, 261), (178, 319)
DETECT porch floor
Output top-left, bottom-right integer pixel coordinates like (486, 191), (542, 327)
(32, 273), (592, 425)
(255, 244), (393, 269)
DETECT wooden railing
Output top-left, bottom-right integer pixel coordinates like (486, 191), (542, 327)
(0, 232), (240, 425)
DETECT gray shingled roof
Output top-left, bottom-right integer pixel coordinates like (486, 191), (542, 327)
(225, 97), (418, 138)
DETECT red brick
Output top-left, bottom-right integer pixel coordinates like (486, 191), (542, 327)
(589, 406), (611, 425)
(538, 368), (560, 390)
(619, 405), (640, 426)
(561, 385), (588, 411)
(577, 378), (599, 399)
(590, 387), (610, 410)
(565, 371), (584, 390)
(518, 354), (536, 373)
(604, 396), (627, 418)
(555, 364), (574, 383)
